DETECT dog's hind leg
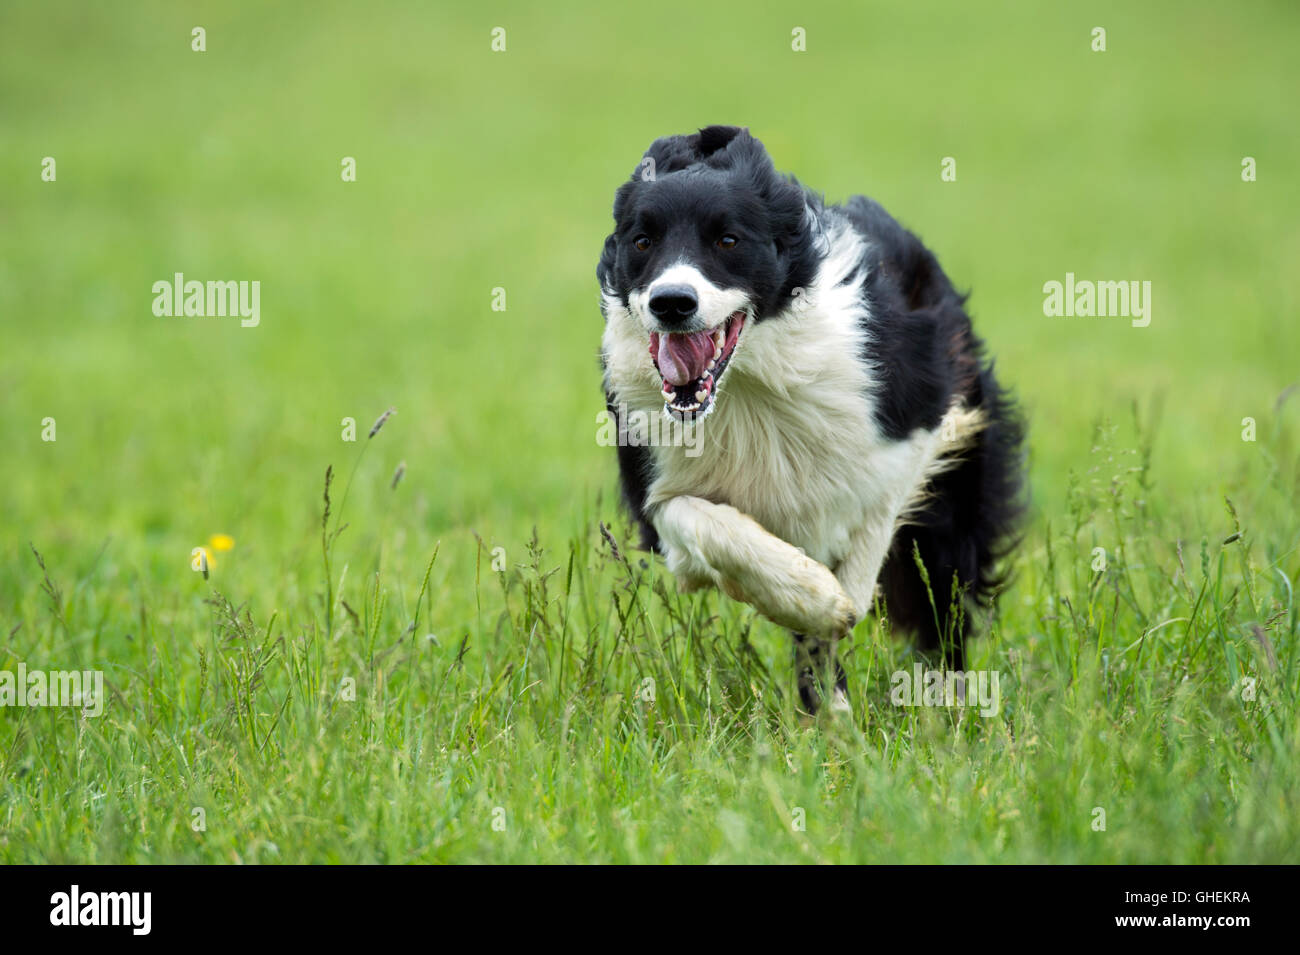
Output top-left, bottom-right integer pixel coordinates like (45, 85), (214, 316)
(792, 632), (851, 716)
(652, 495), (857, 640)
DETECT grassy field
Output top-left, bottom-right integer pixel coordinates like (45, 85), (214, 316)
(1, 0), (1298, 863)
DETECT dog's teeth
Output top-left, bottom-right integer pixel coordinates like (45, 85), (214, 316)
(695, 389), (708, 403)
(707, 359), (716, 370)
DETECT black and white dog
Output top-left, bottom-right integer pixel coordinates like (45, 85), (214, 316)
(598, 126), (1024, 714)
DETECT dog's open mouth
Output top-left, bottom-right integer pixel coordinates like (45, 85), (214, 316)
(648, 311), (746, 420)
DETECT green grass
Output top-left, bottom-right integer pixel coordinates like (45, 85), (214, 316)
(1, 0), (1297, 863)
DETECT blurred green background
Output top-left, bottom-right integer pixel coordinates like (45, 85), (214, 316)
(3, 0), (1296, 562)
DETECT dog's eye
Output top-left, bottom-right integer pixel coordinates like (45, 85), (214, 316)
(717, 235), (738, 250)
(633, 235), (652, 252)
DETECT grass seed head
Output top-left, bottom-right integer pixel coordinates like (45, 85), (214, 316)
(369, 407), (396, 438)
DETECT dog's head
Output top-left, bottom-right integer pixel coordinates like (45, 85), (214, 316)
(598, 126), (818, 421)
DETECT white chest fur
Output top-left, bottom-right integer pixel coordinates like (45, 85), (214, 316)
(602, 224), (942, 570)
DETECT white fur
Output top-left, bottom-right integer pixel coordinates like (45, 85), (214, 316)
(629, 262), (749, 334)
(654, 495), (857, 638)
(601, 217), (973, 637)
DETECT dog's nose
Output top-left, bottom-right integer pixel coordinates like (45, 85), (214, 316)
(648, 285), (699, 323)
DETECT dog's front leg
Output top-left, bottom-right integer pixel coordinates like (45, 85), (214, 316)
(651, 495), (856, 639)
(831, 509), (901, 623)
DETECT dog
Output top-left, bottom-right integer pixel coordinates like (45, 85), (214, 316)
(597, 126), (1025, 715)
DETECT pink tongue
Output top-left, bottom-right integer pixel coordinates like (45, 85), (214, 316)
(657, 330), (715, 386)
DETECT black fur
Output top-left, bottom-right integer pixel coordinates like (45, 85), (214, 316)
(598, 126), (1025, 686)
(605, 388), (661, 552)
(844, 194), (1027, 667)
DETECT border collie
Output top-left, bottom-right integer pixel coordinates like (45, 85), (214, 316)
(598, 126), (1025, 715)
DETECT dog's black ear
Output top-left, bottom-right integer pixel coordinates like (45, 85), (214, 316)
(633, 135), (696, 180)
(632, 126), (752, 180)
(596, 233), (617, 290)
(694, 125), (747, 158)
